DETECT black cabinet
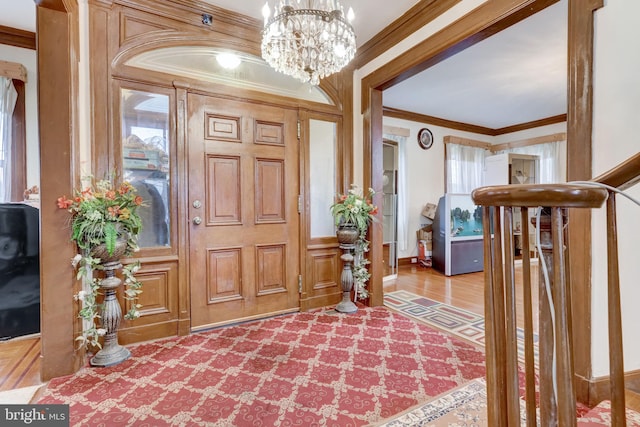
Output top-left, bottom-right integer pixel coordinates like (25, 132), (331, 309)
(0, 203), (39, 340)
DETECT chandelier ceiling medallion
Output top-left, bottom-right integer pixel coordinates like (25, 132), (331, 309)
(261, 0), (356, 85)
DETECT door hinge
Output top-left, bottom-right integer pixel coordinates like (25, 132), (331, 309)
(297, 195), (303, 213)
(298, 275), (303, 294)
(297, 120), (301, 140)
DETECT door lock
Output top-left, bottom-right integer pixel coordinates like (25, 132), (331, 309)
(192, 216), (202, 225)
(192, 200), (202, 209)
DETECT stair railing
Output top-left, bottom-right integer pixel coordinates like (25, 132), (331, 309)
(471, 151), (640, 426)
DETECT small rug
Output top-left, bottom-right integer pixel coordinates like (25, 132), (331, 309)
(384, 290), (538, 362)
(38, 306), (486, 426)
(372, 378), (490, 426)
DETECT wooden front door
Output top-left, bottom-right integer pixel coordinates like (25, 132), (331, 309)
(188, 94), (300, 329)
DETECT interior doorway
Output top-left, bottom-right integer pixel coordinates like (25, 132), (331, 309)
(382, 139), (398, 279)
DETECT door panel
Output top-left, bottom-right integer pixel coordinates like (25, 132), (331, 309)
(188, 94), (300, 329)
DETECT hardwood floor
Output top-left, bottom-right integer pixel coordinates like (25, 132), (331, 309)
(0, 335), (42, 392)
(385, 262), (540, 332)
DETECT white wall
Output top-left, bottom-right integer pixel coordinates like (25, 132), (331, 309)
(0, 44), (39, 190)
(591, 1), (640, 376)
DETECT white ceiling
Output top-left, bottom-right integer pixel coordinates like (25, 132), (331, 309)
(0, 0), (35, 32)
(1, 0), (567, 130)
(383, 0), (567, 129)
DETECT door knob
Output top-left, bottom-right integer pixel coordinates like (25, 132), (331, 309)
(192, 216), (202, 225)
(192, 200), (202, 209)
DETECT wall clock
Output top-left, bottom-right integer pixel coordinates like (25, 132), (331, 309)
(417, 128), (433, 150)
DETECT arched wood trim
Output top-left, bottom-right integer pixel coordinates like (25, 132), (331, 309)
(35, 0), (83, 380)
(111, 36), (344, 113)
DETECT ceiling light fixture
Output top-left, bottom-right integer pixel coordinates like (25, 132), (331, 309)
(216, 52), (241, 69)
(261, 0), (356, 85)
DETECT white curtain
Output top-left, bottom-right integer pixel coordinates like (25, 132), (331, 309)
(0, 77), (18, 203)
(382, 134), (408, 252)
(497, 140), (567, 183)
(446, 144), (488, 193)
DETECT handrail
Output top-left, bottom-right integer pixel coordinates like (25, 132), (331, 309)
(472, 183), (608, 208)
(593, 151), (640, 190)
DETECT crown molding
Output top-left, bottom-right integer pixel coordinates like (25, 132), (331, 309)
(354, 0), (460, 69)
(384, 106), (566, 136)
(0, 25), (36, 50)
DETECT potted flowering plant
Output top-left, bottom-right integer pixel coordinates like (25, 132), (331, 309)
(330, 185), (377, 303)
(330, 184), (377, 235)
(58, 176), (144, 361)
(57, 178), (143, 257)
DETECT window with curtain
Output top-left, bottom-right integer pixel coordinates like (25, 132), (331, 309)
(0, 76), (18, 203)
(446, 143), (488, 193)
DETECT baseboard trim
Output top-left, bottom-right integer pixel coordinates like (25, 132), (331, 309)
(398, 257), (415, 267)
(576, 369), (640, 407)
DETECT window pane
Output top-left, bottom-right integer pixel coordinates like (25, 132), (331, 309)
(309, 119), (336, 238)
(121, 88), (170, 248)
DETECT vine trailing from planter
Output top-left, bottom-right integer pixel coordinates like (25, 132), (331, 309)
(58, 175), (144, 350)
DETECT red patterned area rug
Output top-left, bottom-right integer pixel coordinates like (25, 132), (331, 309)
(38, 307), (485, 426)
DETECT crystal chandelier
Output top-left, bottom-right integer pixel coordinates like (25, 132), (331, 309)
(261, 0), (356, 85)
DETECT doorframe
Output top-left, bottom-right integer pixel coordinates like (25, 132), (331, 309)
(361, 0), (602, 404)
(36, 0), (84, 380)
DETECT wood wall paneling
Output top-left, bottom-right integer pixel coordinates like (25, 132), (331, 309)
(254, 121), (284, 146)
(90, 3), (112, 177)
(255, 158), (285, 223)
(118, 259), (180, 344)
(206, 155), (241, 224)
(255, 244), (287, 296)
(310, 251), (340, 292)
(174, 84), (190, 336)
(114, 0), (262, 45)
(205, 114), (241, 142)
(207, 248), (243, 302)
(300, 249), (341, 311)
